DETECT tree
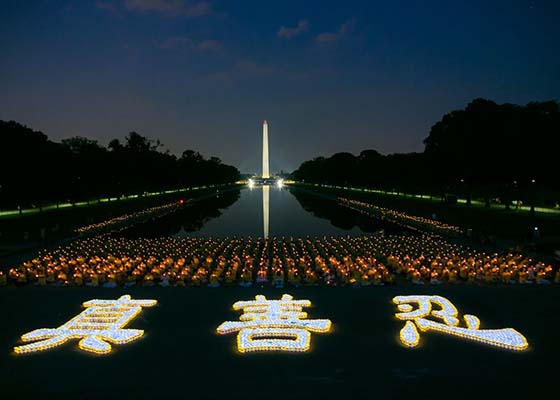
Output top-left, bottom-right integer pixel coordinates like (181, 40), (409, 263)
(0, 121), (240, 208)
(292, 98), (560, 208)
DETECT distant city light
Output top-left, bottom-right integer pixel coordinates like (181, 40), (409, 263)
(248, 179), (255, 189)
(276, 179), (284, 188)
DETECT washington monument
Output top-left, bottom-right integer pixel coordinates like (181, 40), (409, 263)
(262, 120), (270, 179)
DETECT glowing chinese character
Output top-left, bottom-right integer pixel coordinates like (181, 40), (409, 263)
(14, 295), (157, 355)
(216, 294), (331, 353)
(392, 295), (528, 351)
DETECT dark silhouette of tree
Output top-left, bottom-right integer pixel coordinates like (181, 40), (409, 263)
(293, 98), (560, 208)
(424, 98), (560, 208)
(0, 121), (240, 209)
(61, 136), (109, 200)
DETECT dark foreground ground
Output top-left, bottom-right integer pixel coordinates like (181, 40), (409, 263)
(0, 285), (558, 400)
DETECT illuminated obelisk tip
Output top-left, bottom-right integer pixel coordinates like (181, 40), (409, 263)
(262, 120), (270, 179)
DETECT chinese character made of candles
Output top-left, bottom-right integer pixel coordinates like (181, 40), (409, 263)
(216, 294), (332, 353)
(393, 295), (528, 351)
(14, 295), (157, 355)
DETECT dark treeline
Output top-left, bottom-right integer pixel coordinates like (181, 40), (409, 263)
(0, 121), (240, 209)
(293, 99), (560, 208)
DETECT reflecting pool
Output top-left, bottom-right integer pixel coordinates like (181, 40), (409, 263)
(121, 186), (408, 238)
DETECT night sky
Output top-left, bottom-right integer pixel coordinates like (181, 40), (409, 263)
(1, 0), (558, 173)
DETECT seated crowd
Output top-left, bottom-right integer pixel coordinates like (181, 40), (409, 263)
(2, 234), (557, 287)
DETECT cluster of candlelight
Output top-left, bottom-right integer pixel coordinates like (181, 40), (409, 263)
(339, 197), (463, 236)
(10, 293), (528, 356)
(384, 236), (555, 284)
(5, 236), (396, 287)
(3, 235), (557, 287)
(75, 200), (186, 235)
(217, 294), (332, 353)
(14, 295), (157, 355)
(393, 295), (529, 351)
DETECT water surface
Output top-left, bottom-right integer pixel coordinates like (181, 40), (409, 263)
(122, 186), (407, 238)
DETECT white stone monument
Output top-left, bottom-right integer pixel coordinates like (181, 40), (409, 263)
(262, 120), (270, 179)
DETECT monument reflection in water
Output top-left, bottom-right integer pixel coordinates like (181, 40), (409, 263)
(249, 178), (285, 239)
(250, 181), (279, 239)
(262, 179), (287, 238)
(263, 185), (269, 239)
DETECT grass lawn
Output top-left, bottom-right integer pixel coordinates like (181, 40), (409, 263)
(0, 285), (558, 400)
(298, 184), (560, 253)
(0, 186), (239, 258)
